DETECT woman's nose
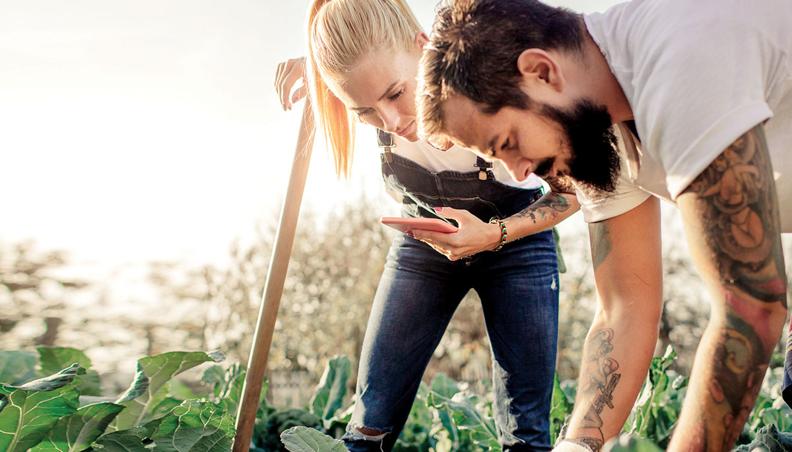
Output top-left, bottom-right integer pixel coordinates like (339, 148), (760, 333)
(379, 108), (400, 133)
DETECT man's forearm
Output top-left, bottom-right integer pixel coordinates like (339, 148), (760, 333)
(561, 201), (663, 451)
(563, 310), (658, 450)
(671, 302), (783, 450)
(503, 192), (579, 241)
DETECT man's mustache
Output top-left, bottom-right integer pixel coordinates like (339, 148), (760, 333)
(534, 157), (555, 177)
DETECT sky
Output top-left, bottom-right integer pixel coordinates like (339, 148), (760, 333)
(0, 0), (626, 269)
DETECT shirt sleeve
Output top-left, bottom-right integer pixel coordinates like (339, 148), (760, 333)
(627, 6), (773, 199)
(575, 170), (651, 223)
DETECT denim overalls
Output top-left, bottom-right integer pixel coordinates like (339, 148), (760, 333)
(342, 131), (560, 451)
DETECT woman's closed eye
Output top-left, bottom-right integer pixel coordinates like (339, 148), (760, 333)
(355, 109), (375, 122)
(387, 88), (405, 101)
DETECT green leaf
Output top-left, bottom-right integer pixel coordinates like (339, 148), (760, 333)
(604, 434), (663, 451)
(148, 397), (183, 421)
(424, 375), (498, 450)
(91, 417), (162, 451)
(627, 346), (685, 447)
(427, 373), (459, 404)
(95, 400), (234, 452)
(37, 346), (102, 396)
(0, 351), (37, 386)
(203, 363), (251, 415)
(280, 426), (346, 452)
(112, 351), (224, 431)
(201, 365), (226, 399)
(148, 400), (234, 452)
(309, 356), (351, 423)
(0, 364), (83, 452)
(168, 379), (200, 401)
(733, 425), (792, 452)
(550, 374), (573, 445)
(395, 383), (435, 451)
(30, 402), (124, 452)
(255, 409), (322, 450)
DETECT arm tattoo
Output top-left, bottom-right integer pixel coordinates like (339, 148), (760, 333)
(710, 310), (769, 449)
(572, 328), (621, 451)
(512, 192), (571, 224)
(682, 126), (786, 446)
(588, 222), (612, 270)
(545, 174), (577, 194)
(683, 125), (787, 305)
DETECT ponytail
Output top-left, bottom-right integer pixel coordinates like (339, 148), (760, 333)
(305, 0), (422, 177)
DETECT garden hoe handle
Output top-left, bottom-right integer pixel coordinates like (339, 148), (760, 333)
(233, 100), (315, 452)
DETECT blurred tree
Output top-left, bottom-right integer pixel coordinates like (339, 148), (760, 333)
(0, 242), (87, 348)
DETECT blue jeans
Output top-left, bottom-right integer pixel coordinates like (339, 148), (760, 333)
(343, 233), (559, 451)
(342, 150), (559, 451)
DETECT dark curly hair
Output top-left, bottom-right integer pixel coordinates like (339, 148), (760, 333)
(419, 0), (583, 137)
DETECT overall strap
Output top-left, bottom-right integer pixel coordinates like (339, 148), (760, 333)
(475, 156), (492, 181)
(377, 129), (395, 163)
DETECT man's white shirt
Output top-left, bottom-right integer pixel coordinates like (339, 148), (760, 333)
(579, 0), (792, 232)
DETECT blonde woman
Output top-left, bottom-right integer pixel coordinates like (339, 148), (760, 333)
(274, 0), (579, 449)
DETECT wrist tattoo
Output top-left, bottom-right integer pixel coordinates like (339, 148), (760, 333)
(573, 328), (621, 451)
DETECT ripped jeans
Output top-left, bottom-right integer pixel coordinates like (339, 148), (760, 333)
(342, 232), (559, 451)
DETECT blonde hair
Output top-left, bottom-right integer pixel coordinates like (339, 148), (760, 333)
(306, 0), (422, 177)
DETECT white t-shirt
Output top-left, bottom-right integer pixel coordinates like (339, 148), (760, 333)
(581, 0), (792, 232)
(390, 135), (544, 190)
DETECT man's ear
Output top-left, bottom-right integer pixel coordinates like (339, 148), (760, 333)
(415, 32), (429, 49)
(516, 49), (565, 93)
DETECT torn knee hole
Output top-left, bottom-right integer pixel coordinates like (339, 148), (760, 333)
(357, 426), (385, 436)
(346, 425), (389, 442)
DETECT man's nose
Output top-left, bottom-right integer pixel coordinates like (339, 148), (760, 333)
(502, 156), (527, 181)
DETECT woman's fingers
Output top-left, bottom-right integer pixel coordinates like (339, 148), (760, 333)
(292, 84), (308, 104)
(412, 231), (467, 261)
(279, 65), (297, 109)
(274, 58), (307, 110)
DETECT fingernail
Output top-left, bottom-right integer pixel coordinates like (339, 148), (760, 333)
(433, 207), (443, 212)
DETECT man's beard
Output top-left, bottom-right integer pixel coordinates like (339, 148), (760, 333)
(537, 99), (621, 193)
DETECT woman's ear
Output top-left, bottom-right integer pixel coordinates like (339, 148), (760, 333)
(516, 49), (565, 93)
(415, 32), (429, 49)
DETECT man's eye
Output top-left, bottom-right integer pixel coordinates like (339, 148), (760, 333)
(501, 138), (510, 151)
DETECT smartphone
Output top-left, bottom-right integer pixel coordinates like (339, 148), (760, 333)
(380, 217), (459, 234)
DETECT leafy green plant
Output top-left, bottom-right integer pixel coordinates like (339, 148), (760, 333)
(1, 345), (790, 451)
(255, 409), (323, 451)
(550, 374), (574, 445)
(280, 426), (346, 451)
(733, 425), (792, 452)
(309, 355), (351, 428)
(0, 347), (235, 451)
(604, 434), (663, 451)
(111, 350), (225, 431)
(0, 363), (84, 451)
(625, 346), (687, 447)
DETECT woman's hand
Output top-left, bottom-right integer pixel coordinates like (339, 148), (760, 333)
(411, 207), (501, 261)
(274, 57), (307, 111)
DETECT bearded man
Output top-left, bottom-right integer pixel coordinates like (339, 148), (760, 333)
(417, 0), (792, 450)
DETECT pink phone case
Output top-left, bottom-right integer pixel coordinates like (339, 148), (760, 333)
(380, 217), (458, 234)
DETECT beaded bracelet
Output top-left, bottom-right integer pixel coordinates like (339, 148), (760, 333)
(489, 217), (508, 252)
